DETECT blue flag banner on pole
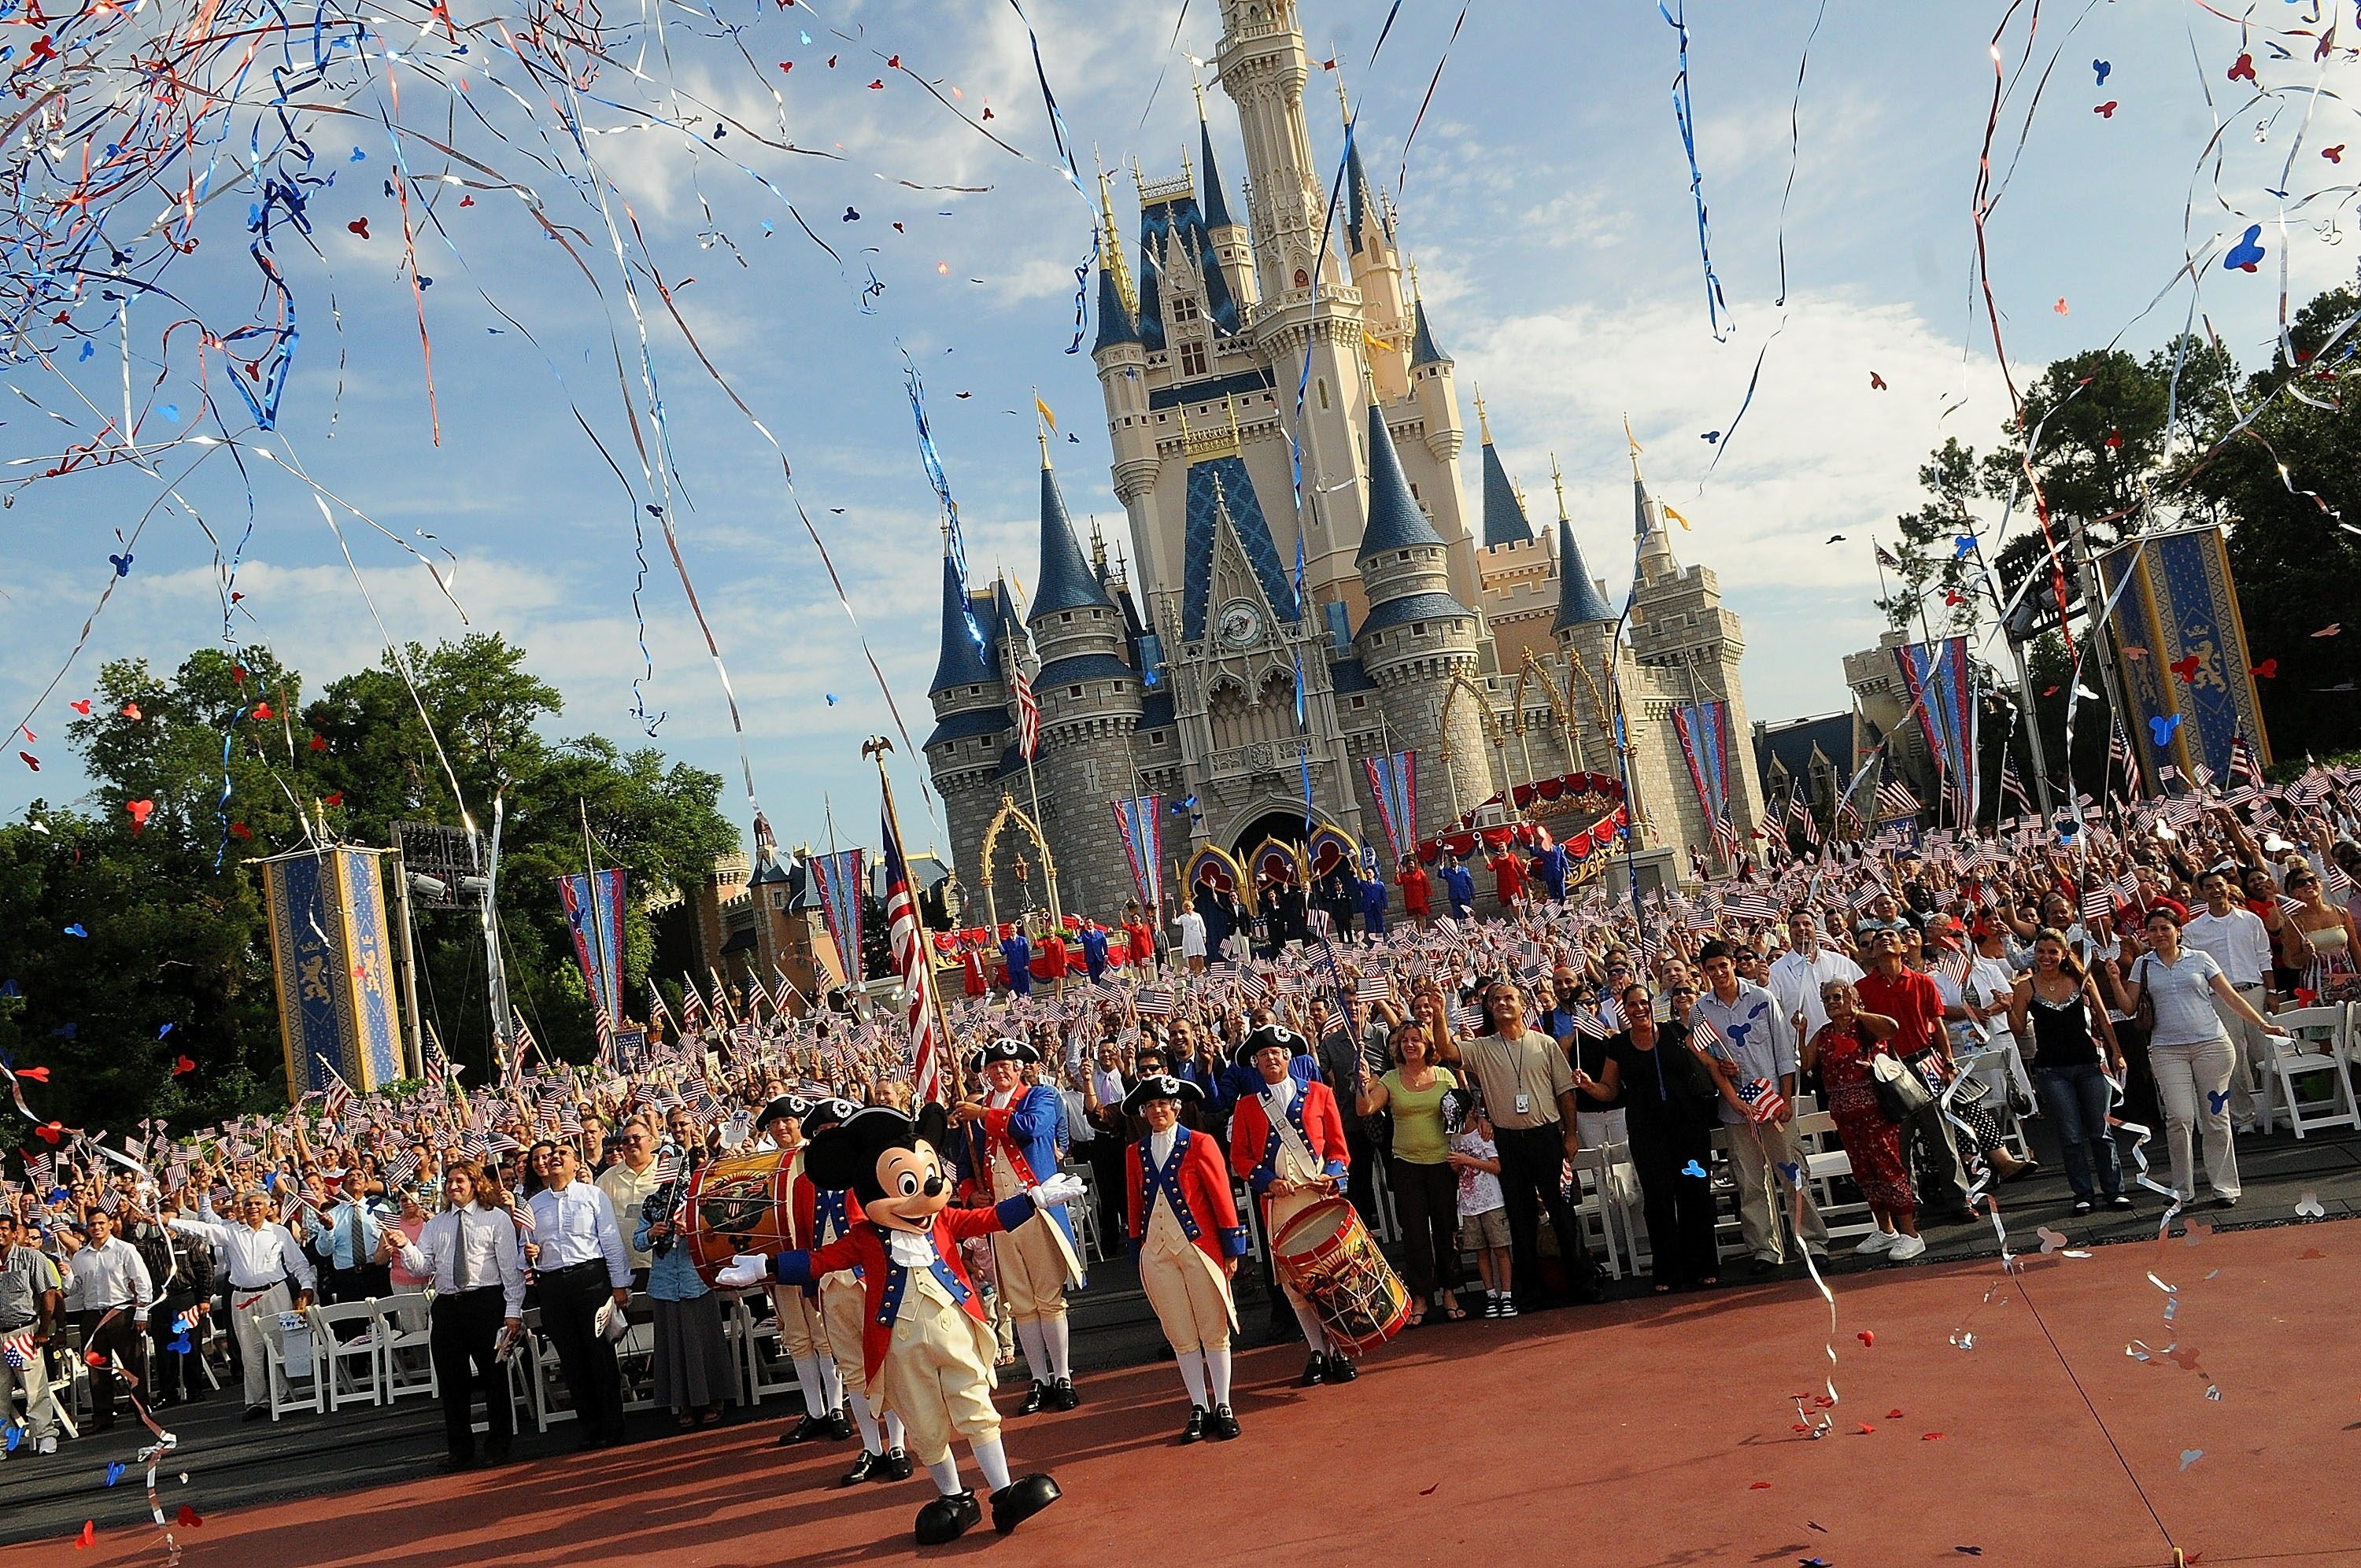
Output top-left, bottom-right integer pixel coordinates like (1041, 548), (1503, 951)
(1110, 795), (1165, 912)
(1363, 751), (1417, 865)
(812, 849), (867, 983)
(1671, 700), (1734, 834)
(1892, 636), (1978, 819)
(558, 869), (627, 1027)
(2097, 524), (2274, 787)
(259, 848), (405, 1104)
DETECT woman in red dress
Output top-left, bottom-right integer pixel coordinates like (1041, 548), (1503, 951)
(1398, 858), (1432, 926)
(1801, 979), (1923, 1261)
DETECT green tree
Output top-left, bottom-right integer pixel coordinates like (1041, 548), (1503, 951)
(1877, 438), (1988, 636)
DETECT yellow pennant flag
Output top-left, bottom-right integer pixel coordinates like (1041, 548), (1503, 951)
(1035, 396), (1057, 433)
(1661, 504), (1691, 530)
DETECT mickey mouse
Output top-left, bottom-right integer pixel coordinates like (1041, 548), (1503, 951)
(718, 1103), (1083, 1546)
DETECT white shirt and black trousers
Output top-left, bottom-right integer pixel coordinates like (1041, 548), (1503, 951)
(68, 1238), (153, 1429)
(169, 1207), (316, 1411)
(397, 1205), (527, 1464)
(527, 1180), (632, 1448)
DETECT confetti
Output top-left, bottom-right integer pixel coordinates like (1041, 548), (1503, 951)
(2296, 1190), (2326, 1219)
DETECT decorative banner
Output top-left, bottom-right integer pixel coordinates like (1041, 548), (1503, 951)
(1892, 635), (1979, 819)
(1417, 771), (1626, 863)
(2097, 523), (2274, 787)
(257, 848), (405, 1105)
(1110, 795), (1164, 911)
(1363, 751), (1417, 865)
(557, 869), (626, 1029)
(811, 850), (867, 985)
(1671, 699), (1735, 839)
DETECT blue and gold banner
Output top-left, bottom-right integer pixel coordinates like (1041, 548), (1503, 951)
(259, 847), (405, 1105)
(2097, 524), (2274, 787)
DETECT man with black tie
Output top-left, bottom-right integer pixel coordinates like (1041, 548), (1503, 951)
(525, 1142), (633, 1449)
(390, 1160), (527, 1470)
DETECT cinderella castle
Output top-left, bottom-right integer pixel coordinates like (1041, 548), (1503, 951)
(924, 0), (1766, 923)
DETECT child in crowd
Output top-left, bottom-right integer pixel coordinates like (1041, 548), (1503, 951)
(1446, 1096), (1513, 1319)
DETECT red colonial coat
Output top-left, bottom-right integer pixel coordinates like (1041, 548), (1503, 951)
(1227, 1080), (1350, 1205)
(775, 1200), (1024, 1388)
(1124, 1125), (1246, 1267)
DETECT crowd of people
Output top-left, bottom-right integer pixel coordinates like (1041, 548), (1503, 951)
(5, 764), (2359, 1496)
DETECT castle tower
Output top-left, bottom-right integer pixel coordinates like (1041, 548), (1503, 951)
(1401, 271), (1481, 611)
(1476, 392), (1533, 548)
(1351, 400), (1492, 833)
(1195, 81), (1258, 318)
(1339, 78), (1410, 404)
(922, 541), (1017, 907)
(1624, 446), (1768, 857)
(1025, 450), (1144, 921)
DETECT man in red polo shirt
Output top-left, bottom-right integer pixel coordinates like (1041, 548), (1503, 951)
(1852, 925), (1973, 1223)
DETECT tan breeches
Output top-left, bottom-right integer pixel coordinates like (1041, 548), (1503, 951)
(1139, 1242), (1232, 1355)
(989, 1216), (1068, 1323)
(773, 1284), (826, 1360)
(818, 1275), (866, 1399)
(875, 1289), (999, 1468)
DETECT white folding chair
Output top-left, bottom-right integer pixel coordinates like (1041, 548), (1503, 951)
(309, 1302), (383, 1411)
(1790, 1109), (1878, 1247)
(737, 1290), (802, 1407)
(523, 1308), (576, 1433)
(1060, 1163), (1106, 1262)
(263, 1310), (322, 1421)
(1595, 1141), (1647, 1271)
(2258, 1004), (2361, 1138)
(615, 1292), (659, 1414)
(374, 1292), (438, 1403)
(1568, 1146), (1624, 1281)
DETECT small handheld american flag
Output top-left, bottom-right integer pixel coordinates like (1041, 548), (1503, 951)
(1, 1329), (35, 1370)
(1735, 1076), (1786, 1124)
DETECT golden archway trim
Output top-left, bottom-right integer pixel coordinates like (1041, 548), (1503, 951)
(978, 792), (1058, 933)
(1565, 647), (1611, 730)
(1435, 670), (1507, 764)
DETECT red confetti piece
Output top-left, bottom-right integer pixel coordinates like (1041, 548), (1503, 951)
(2094, 100), (2117, 117)
(35, 1123), (62, 1144)
(228, 822), (252, 840)
(2104, 429), (2123, 449)
(2170, 655), (2201, 683)
(1887, 1409), (1905, 1419)
(75, 1522), (94, 1549)
(2326, 145), (2344, 162)
(1857, 1422), (1877, 1434)
(1869, 371), (1886, 390)
(252, 700), (274, 721)
(778, 61), (790, 72)
(175, 1506), (201, 1529)
(1417, 1481), (1440, 1497)
(886, 53), (900, 68)
(2252, 658), (2278, 678)
(2228, 51), (2256, 83)
(323, 791), (344, 808)
(121, 703), (142, 720)
(85, 1350), (106, 1368)
(1857, 1329), (1875, 1347)
(2300, 1248), (2326, 1260)
(19, 1066), (47, 1083)
(17, 752), (36, 771)
(127, 798), (153, 832)
(69, 699), (91, 714)
(1923, 1431), (1945, 1441)
(2053, 297), (2069, 315)
(1750, 1481), (1772, 1490)
(459, 194), (475, 206)
(309, 733), (327, 751)
(866, 77), (884, 89)
(173, 1056), (196, 1075)
(2315, 623), (2341, 637)
(348, 217), (370, 238)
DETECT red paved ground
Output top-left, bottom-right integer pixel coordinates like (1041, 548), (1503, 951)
(17, 1218), (2359, 1568)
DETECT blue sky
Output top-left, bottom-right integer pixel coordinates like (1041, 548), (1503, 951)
(4, 0), (2352, 865)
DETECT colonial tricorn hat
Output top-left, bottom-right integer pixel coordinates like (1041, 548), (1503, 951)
(1121, 1074), (1203, 1116)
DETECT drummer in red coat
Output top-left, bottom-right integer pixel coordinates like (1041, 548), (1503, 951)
(1122, 1075), (1246, 1443)
(1226, 1024), (1358, 1385)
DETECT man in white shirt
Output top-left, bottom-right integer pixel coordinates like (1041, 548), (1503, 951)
(526, 1142), (633, 1449)
(390, 1160), (525, 1470)
(65, 1210), (153, 1430)
(1767, 909), (1864, 1044)
(2185, 869), (2277, 1132)
(170, 1184), (318, 1419)
(595, 1120), (667, 1283)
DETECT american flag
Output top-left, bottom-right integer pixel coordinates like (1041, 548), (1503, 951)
(881, 796), (945, 1107)
(1875, 776), (1922, 821)
(1356, 972), (1393, 1004)
(1134, 985), (1174, 1019)
(382, 1150), (419, 1190)
(1240, 968), (1272, 1005)
(1689, 1016), (1726, 1056)
(1787, 791), (1821, 846)
(679, 978), (708, 1036)
(648, 989), (674, 1033)
(1, 1329), (35, 1370)
(2108, 725), (2137, 788)
(1735, 1076), (1787, 1124)
(1565, 1009), (1613, 1042)
(2078, 883), (2115, 924)
(1712, 814), (1742, 863)
(1013, 664), (1041, 761)
(2229, 732), (2265, 791)
(323, 1070), (352, 1122)
(771, 968), (797, 1015)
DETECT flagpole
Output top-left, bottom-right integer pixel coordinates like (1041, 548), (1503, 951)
(865, 736), (956, 1109)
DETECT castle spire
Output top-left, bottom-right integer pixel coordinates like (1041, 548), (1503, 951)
(1028, 457), (1114, 622)
(1628, 418), (1678, 580)
(929, 537), (997, 695)
(1357, 401), (1449, 563)
(1475, 388), (1533, 548)
(1196, 80), (1238, 233)
(1553, 515), (1616, 631)
(1407, 266), (1447, 366)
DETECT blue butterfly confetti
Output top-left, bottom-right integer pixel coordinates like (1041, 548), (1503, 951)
(1681, 1160), (1709, 1179)
(62, 924), (87, 938)
(2093, 58), (2111, 87)
(2149, 714), (2183, 747)
(2224, 223), (2266, 272)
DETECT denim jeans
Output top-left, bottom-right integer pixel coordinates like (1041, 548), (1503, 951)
(2035, 1063), (2122, 1200)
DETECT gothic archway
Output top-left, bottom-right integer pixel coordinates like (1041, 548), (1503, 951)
(977, 792), (1059, 933)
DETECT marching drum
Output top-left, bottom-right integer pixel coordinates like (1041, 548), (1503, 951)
(1270, 1197), (1409, 1356)
(682, 1146), (796, 1288)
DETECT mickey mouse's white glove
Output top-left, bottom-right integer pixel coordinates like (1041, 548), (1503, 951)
(1029, 1173), (1087, 1210)
(715, 1253), (770, 1289)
